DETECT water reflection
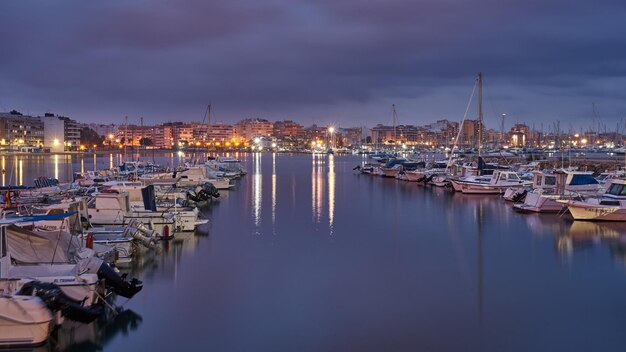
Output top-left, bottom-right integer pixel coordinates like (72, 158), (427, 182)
(272, 153), (276, 225)
(54, 154), (59, 180)
(41, 309), (143, 352)
(109, 153), (113, 170)
(556, 221), (626, 263)
(1, 156), (5, 186)
(311, 154), (324, 223)
(19, 159), (23, 186)
(328, 154), (335, 235)
(252, 152), (262, 227)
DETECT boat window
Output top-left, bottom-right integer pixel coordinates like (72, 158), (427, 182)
(48, 209), (64, 215)
(607, 183), (625, 196)
(507, 174), (520, 181)
(570, 175), (599, 185)
(545, 176), (556, 186)
(536, 175), (543, 186)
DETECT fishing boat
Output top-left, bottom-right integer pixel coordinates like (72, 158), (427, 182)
(512, 170), (602, 213)
(564, 179), (626, 221)
(452, 170), (531, 194)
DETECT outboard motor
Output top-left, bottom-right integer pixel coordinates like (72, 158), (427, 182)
(80, 257), (143, 299)
(18, 281), (103, 323)
(96, 263), (143, 299)
(423, 175), (434, 184)
(512, 190), (528, 203)
(187, 182), (220, 203)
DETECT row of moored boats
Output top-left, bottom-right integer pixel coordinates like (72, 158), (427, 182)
(357, 155), (626, 220)
(0, 156), (246, 347)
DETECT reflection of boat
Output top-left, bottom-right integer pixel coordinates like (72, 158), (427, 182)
(0, 294), (52, 347)
(556, 221), (626, 260)
(50, 309), (143, 351)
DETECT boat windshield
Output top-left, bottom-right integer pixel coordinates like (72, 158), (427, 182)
(569, 174), (599, 185)
(507, 174), (520, 181)
(606, 183), (626, 196)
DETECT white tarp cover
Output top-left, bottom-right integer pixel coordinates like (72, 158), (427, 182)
(6, 225), (80, 264)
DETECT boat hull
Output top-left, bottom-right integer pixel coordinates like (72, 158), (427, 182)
(513, 193), (564, 213)
(566, 201), (626, 221)
(0, 296), (52, 347)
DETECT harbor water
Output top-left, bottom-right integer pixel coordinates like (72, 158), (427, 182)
(9, 152), (626, 352)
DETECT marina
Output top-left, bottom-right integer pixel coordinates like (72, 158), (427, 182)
(1, 152), (626, 351)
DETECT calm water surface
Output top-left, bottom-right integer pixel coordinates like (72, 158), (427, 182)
(10, 152), (626, 352)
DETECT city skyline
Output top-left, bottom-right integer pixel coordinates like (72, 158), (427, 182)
(2, 1), (626, 129)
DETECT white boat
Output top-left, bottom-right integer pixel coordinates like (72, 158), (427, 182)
(87, 191), (176, 237)
(0, 294), (52, 347)
(513, 170), (602, 213)
(206, 156), (247, 178)
(401, 169), (426, 182)
(102, 184), (207, 232)
(565, 179), (626, 221)
(176, 167), (233, 190)
(0, 221), (100, 307)
(452, 170), (531, 194)
(449, 175), (492, 192)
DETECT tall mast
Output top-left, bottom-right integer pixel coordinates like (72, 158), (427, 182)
(392, 104), (398, 146)
(140, 116), (144, 160)
(124, 116), (128, 162)
(477, 72), (483, 156)
(208, 104), (211, 139)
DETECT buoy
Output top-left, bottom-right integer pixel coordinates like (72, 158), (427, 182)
(86, 233), (94, 249)
(163, 225), (170, 239)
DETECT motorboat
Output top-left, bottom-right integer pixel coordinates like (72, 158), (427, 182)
(0, 221), (143, 306)
(0, 294), (53, 347)
(206, 156), (247, 178)
(564, 179), (626, 221)
(512, 170), (602, 213)
(87, 191), (176, 238)
(175, 167), (233, 190)
(451, 170), (531, 194)
(99, 185), (207, 232)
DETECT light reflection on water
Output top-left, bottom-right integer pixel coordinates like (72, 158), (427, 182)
(328, 154), (335, 235)
(8, 152), (626, 351)
(252, 152), (262, 228)
(271, 153), (276, 225)
(311, 154), (323, 223)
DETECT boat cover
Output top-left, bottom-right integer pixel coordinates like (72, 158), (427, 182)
(6, 225), (81, 264)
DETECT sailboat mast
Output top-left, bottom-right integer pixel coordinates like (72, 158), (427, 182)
(392, 104), (397, 146)
(124, 116), (128, 162)
(477, 72), (483, 156)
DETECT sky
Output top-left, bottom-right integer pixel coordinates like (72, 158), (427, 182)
(1, 0), (626, 132)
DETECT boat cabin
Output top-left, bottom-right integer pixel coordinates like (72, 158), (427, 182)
(489, 171), (523, 185)
(90, 192), (131, 213)
(603, 180), (626, 200)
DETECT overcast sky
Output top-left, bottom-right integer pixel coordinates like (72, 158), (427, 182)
(1, 0), (626, 132)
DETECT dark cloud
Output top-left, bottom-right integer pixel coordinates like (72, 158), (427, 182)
(1, 0), (626, 129)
